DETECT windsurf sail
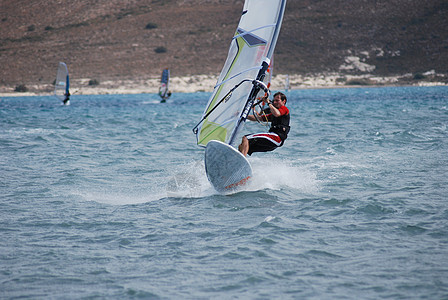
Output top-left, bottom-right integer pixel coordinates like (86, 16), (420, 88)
(54, 62), (70, 103)
(159, 68), (170, 101)
(193, 0), (287, 147)
(285, 74), (290, 91)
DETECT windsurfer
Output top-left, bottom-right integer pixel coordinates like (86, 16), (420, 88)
(63, 91), (70, 105)
(238, 92), (290, 156)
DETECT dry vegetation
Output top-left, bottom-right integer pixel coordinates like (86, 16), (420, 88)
(1, 0), (447, 91)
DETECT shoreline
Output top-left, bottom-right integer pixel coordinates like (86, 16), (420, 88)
(1, 73), (446, 97)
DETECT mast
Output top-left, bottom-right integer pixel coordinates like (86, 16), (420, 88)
(228, 59), (270, 145)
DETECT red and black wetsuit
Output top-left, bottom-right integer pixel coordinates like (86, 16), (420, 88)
(246, 106), (290, 155)
(267, 106), (290, 142)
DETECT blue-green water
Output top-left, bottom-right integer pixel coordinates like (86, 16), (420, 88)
(1, 86), (447, 299)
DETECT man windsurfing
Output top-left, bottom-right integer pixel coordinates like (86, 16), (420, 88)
(238, 92), (290, 156)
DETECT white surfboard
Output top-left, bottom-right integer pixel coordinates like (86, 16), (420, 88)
(205, 140), (252, 193)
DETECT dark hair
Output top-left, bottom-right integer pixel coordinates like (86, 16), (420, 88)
(273, 92), (287, 103)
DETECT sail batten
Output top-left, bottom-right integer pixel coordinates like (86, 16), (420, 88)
(213, 66), (261, 89)
(233, 24), (276, 42)
(194, 0), (287, 147)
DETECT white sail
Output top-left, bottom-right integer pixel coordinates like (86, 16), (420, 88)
(54, 62), (69, 102)
(194, 0), (287, 147)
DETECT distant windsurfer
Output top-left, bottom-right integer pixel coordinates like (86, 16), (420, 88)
(160, 90), (171, 103)
(63, 91), (70, 105)
(238, 92), (290, 157)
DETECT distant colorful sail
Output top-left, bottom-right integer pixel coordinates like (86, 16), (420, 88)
(159, 68), (170, 101)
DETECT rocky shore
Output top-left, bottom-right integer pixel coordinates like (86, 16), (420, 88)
(1, 71), (446, 97)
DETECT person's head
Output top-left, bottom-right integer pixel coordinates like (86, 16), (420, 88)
(272, 92), (287, 108)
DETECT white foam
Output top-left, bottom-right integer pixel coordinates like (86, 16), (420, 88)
(165, 160), (216, 198)
(76, 156), (319, 204)
(165, 156), (320, 196)
(247, 156), (319, 193)
(78, 189), (164, 205)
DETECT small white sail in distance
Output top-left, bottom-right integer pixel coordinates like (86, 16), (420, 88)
(193, 0), (287, 147)
(54, 62), (70, 103)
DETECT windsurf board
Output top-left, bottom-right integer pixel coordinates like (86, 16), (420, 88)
(205, 140), (252, 193)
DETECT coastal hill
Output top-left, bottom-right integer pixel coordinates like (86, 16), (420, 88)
(1, 0), (447, 93)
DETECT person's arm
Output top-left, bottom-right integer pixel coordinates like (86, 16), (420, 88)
(247, 114), (257, 121)
(265, 99), (282, 117)
(247, 97), (266, 121)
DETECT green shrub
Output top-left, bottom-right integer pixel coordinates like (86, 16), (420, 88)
(14, 84), (28, 92)
(346, 79), (372, 86)
(145, 22), (158, 29)
(154, 46), (166, 53)
(413, 73), (425, 80)
(27, 25), (35, 31)
(65, 21), (88, 29)
(88, 79), (99, 86)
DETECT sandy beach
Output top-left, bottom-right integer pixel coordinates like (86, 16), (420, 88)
(1, 72), (446, 97)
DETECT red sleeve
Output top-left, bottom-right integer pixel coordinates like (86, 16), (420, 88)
(278, 106), (289, 115)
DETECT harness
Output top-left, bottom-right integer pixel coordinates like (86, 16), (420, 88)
(268, 108), (290, 142)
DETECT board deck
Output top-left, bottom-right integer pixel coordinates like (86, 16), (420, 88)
(205, 140), (252, 193)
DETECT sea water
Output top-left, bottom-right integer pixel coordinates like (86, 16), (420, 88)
(1, 86), (447, 299)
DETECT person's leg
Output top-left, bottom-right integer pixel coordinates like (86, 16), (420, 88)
(238, 136), (249, 157)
